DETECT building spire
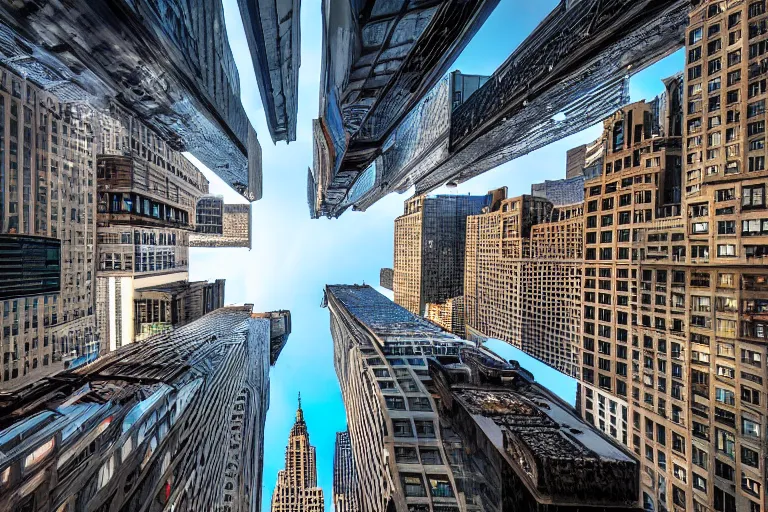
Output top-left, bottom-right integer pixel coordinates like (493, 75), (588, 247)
(296, 391), (304, 422)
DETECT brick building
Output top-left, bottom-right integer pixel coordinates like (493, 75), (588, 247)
(465, 189), (583, 377)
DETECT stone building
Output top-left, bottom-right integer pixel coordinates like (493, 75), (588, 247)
(189, 195), (253, 249)
(95, 110), (210, 351)
(464, 189), (583, 377)
(0, 306), (290, 512)
(333, 431), (358, 512)
(270, 396), (324, 512)
(133, 279), (225, 340)
(0, 65), (99, 391)
(324, 284), (639, 512)
(394, 193), (492, 318)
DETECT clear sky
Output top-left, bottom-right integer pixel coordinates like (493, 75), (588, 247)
(186, 1), (685, 510)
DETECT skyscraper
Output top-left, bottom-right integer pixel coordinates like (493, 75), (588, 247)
(0, 65), (98, 391)
(393, 193), (492, 319)
(575, 17), (768, 509)
(0, 306), (290, 511)
(333, 431), (358, 512)
(235, 0), (301, 143)
(577, 76), (688, 511)
(324, 284), (640, 512)
(270, 396), (324, 512)
(0, 0), (264, 201)
(465, 188), (583, 377)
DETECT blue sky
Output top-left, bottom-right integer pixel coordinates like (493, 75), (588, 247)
(186, 1), (685, 509)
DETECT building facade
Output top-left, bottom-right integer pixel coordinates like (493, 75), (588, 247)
(394, 193), (491, 317)
(333, 431), (358, 512)
(576, 24), (768, 512)
(190, 196), (252, 249)
(95, 110), (209, 351)
(0, 306), (290, 511)
(465, 190), (583, 377)
(0, 65), (99, 391)
(577, 75), (688, 512)
(270, 397), (324, 512)
(665, 3), (767, 510)
(325, 284), (640, 512)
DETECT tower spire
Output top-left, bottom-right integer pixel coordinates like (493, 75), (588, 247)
(296, 391), (304, 422)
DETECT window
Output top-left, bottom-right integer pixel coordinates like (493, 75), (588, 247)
(714, 487), (737, 512)
(414, 420), (435, 438)
(717, 244), (736, 256)
(394, 446), (418, 463)
(741, 446), (760, 468)
(741, 385), (761, 406)
(385, 396), (405, 410)
(612, 122), (624, 152)
(743, 185), (765, 208)
(716, 387), (735, 405)
(750, 0), (767, 18)
(749, 79), (766, 100)
(742, 417), (761, 438)
(427, 476), (454, 498)
(748, 120), (765, 135)
(718, 220), (736, 234)
(408, 397), (432, 411)
(689, 65), (702, 81)
(672, 432), (685, 454)
(728, 49), (741, 66)
(690, 27), (703, 44)
(393, 419), (413, 437)
(690, 46), (702, 62)
(716, 428), (736, 458)
(418, 448), (442, 466)
(742, 473), (761, 497)
(692, 446), (708, 469)
(693, 474), (707, 492)
(401, 475), (426, 497)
